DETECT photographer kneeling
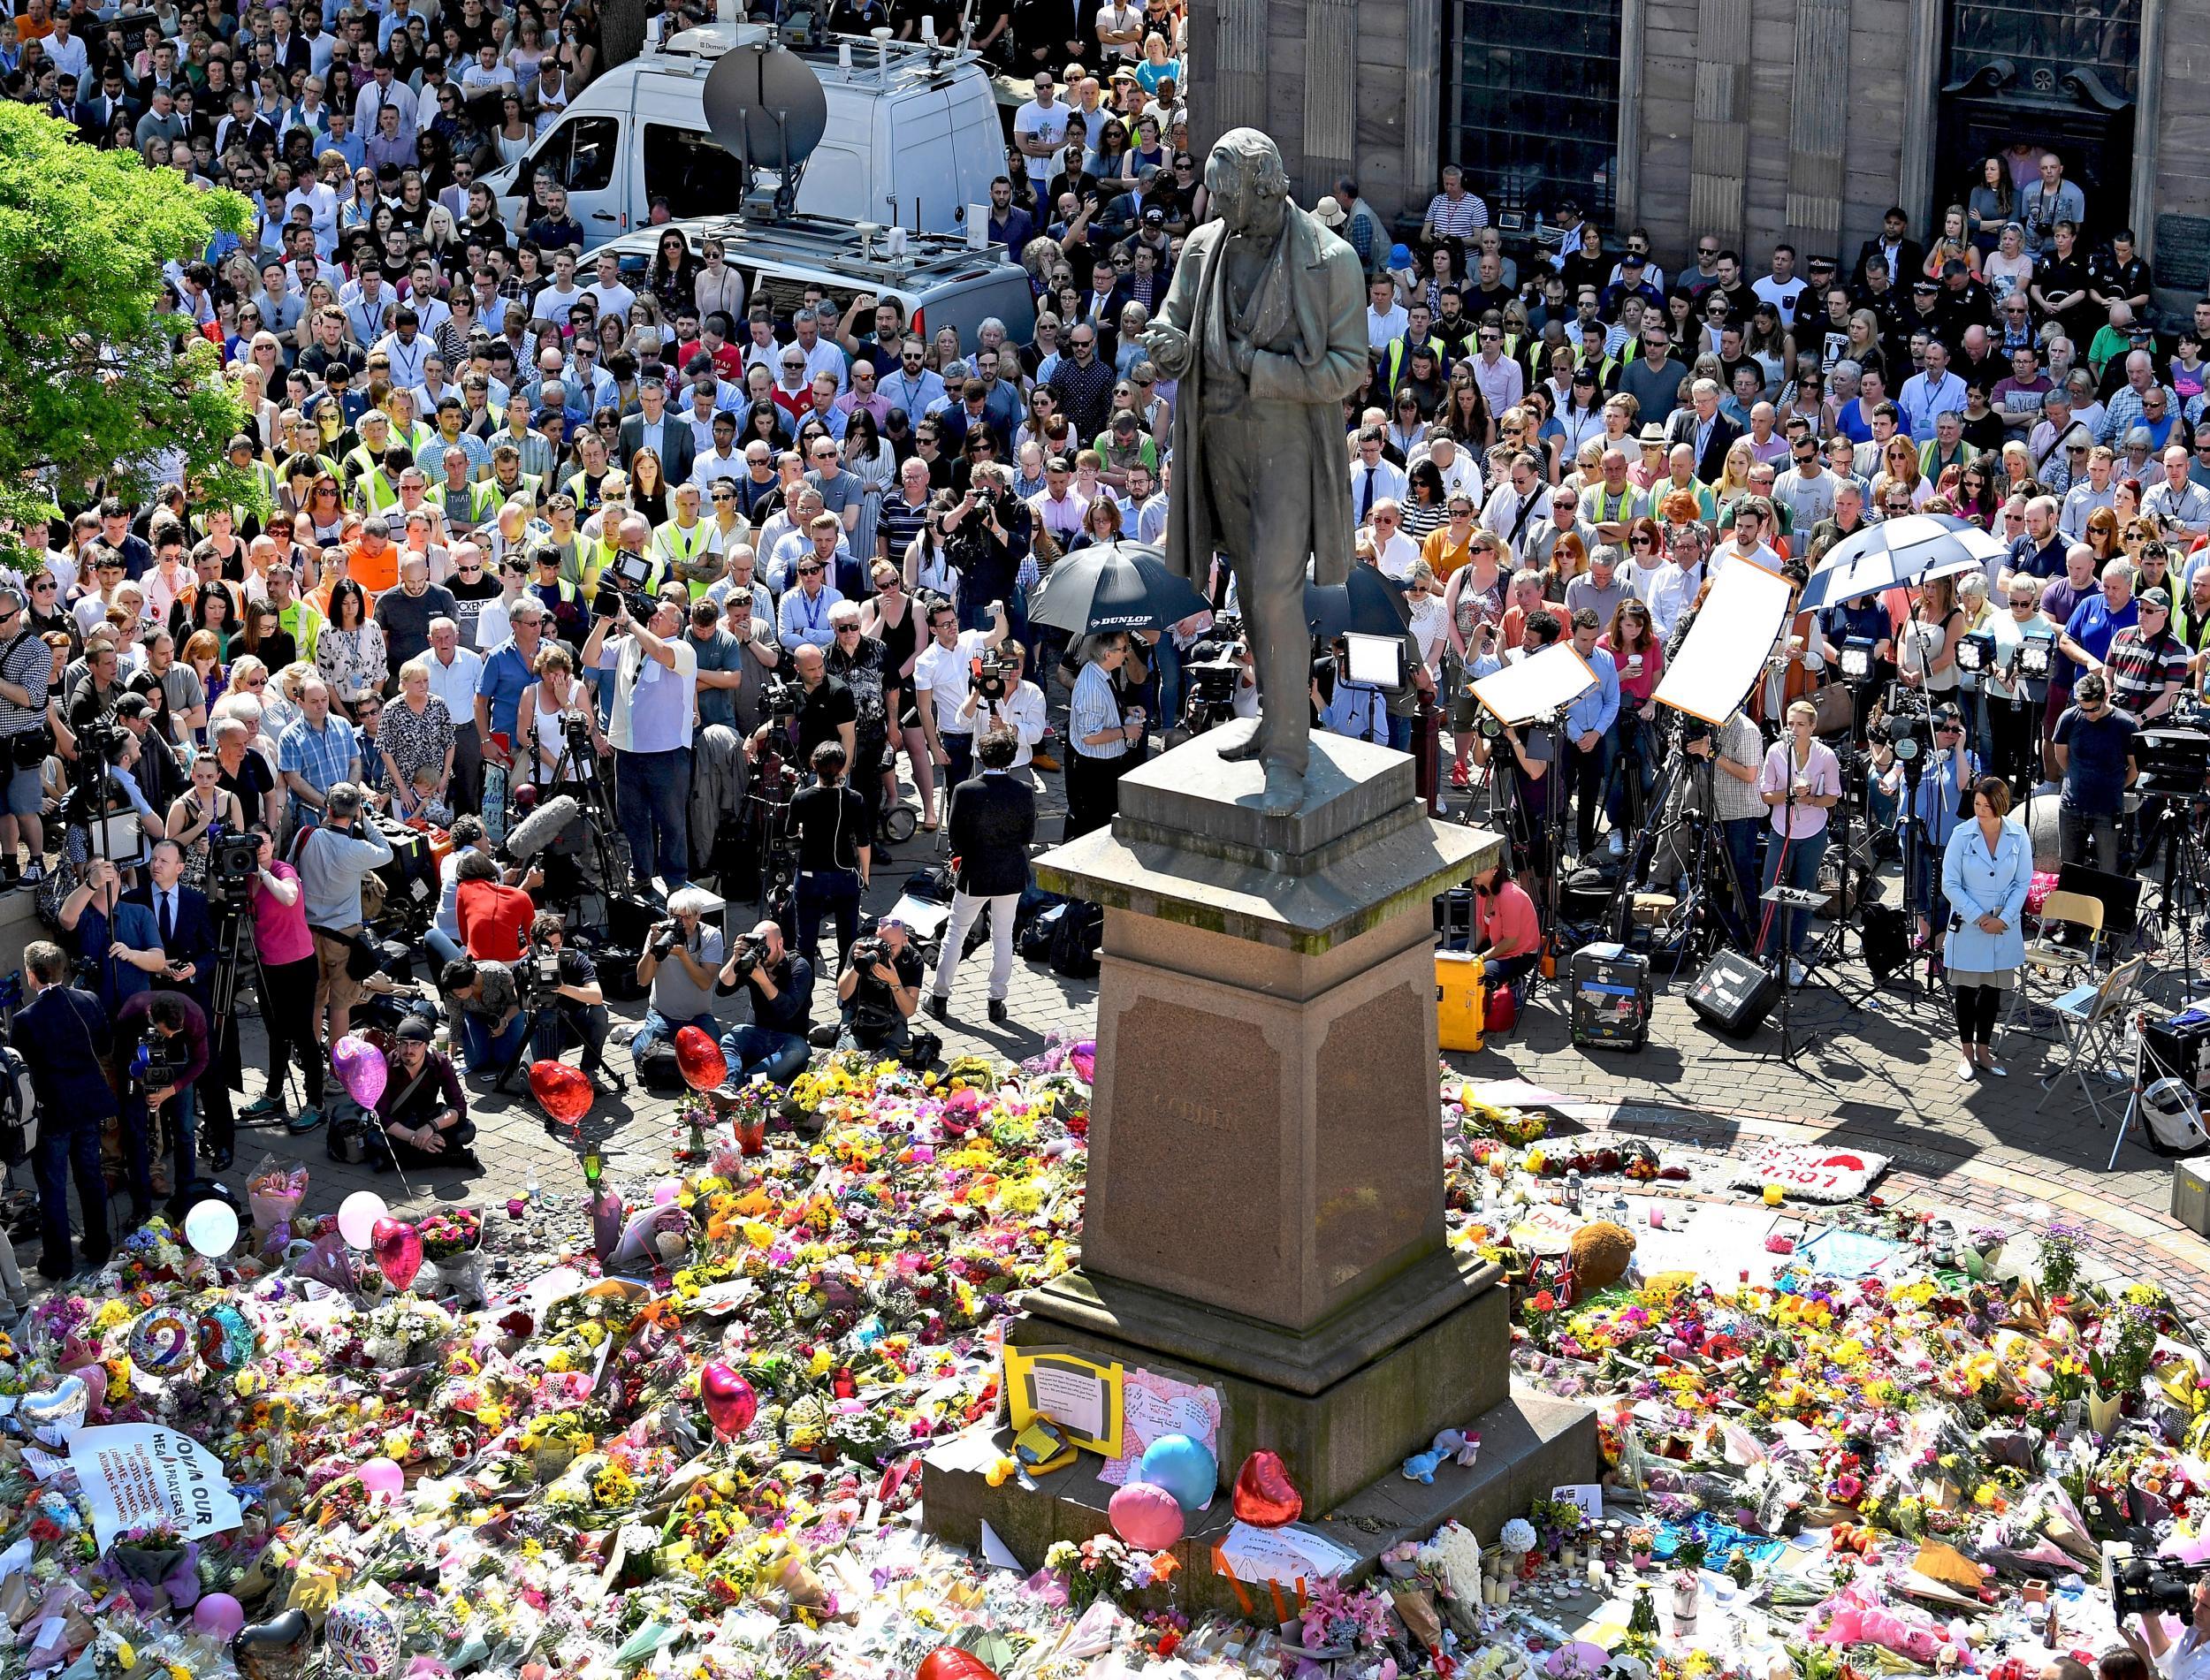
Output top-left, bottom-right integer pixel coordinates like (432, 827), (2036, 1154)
(522, 910), (621, 1094)
(630, 886), (727, 1063)
(716, 919), (813, 1085)
(438, 955), (527, 1079)
(835, 916), (923, 1053)
(372, 1015), (476, 1171)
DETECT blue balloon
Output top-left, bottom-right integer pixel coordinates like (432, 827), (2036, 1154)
(1137, 1433), (1217, 1513)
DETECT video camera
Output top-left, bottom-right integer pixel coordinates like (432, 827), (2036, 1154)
(522, 943), (565, 1005)
(204, 827), (262, 908)
(1180, 613), (1245, 735)
(971, 649), (1017, 703)
(2114, 1556), (2210, 1619)
(591, 551), (658, 623)
(1877, 688), (1933, 764)
(762, 676), (801, 725)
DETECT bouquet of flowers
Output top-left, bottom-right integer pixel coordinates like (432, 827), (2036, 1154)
(246, 1155), (309, 1248)
(422, 1208), (487, 1304)
(1042, 1534), (1178, 1612)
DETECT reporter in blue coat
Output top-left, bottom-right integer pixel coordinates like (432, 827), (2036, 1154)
(1940, 774), (2033, 1085)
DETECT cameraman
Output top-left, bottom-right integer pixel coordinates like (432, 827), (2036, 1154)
(244, 821), (326, 1130)
(834, 916), (923, 1053)
(1685, 708), (1771, 947)
(927, 727), (1035, 1024)
(787, 740), (871, 968)
(716, 919), (813, 1085)
(940, 461), (1033, 639)
(914, 597), (1011, 790)
(58, 855), (166, 1016)
(585, 588), (699, 894)
(438, 955), (528, 1077)
(957, 638), (1047, 784)
(115, 989), (209, 1210)
(2129, 1574), (2210, 1678)
(630, 886), (727, 1063)
(293, 782), (393, 1051)
(524, 910), (621, 1094)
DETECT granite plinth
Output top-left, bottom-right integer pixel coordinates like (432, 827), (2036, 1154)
(921, 1387), (1601, 1615)
(1014, 1254), (1505, 1513)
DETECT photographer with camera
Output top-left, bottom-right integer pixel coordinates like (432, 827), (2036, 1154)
(2122, 1565), (2210, 1680)
(584, 588), (699, 895)
(293, 781), (394, 1052)
(373, 1016), (477, 1170)
(243, 821), (325, 1132)
(58, 855), (166, 1017)
(115, 988), (208, 1209)
(630, 886), (727, 1064)
(957, 637), (1047, 783)
(716, 918), (813, 1086)
(438, 954), (529, 1078)
(834, 916), (924, 1053)
(18, 939), (116, 1281)
(914, 597), (1011, 791)
(522, 910), (621, 1094)
(785, 739), (871, 969)
(1901, 704), (1980, 963)
(1684, 707), (1772, 947)
(2052, 670), (2140, 869)
(0, 586), (54, 888)
(941, 461), (1033, 640)
(927, 726), (1036, 1024)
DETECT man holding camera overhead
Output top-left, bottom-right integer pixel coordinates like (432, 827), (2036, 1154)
(585, 586), (698, 897)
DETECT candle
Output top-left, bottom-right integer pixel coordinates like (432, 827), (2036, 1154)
(1588, 1558), (1606, 1593)
(1562, 1545), (1579, 1570)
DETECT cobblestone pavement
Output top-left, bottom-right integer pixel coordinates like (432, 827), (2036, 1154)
(38, 759), (2210, 1319)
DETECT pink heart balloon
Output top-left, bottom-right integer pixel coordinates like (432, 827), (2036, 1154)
(699, 1360), (758, 1437)
(1107, 1480), (1184, 1550)
(332, 1033), (388, 1109)
(371, 1218), (423, 1292)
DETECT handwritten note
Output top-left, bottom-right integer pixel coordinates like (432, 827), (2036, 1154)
(1097, 1368), (1223, 1490)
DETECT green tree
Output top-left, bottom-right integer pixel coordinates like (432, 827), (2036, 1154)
(0, 103), (262, 536)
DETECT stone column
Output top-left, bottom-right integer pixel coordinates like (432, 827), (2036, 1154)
(1303, 0), (1360, 192)
(1895, 0), (1942, 232)
(1208, 0), (1267, 137)
(2131, 0), (2167, 266)
(1784, 0), (1852, 251)
(1614, 0), (1648, 225)
(1688, 0), (1750, 244)
(1403, 0), (1443, 203)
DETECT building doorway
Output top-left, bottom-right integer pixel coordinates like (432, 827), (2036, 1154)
(1935, 0), (2138, 245)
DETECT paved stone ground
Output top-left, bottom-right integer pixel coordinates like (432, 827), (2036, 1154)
(32, 736), (2210, 1320)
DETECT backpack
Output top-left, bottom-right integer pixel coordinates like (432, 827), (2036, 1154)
(0, 1040), (31, 1166)
(1048, 898), (1102, 979)
(2141, 1078), (2209, 1156)
(636, 1035), (686, 1094)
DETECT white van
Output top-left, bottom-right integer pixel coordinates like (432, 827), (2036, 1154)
(598, 213), (1036, 351)
(484, 25), (1005, 247)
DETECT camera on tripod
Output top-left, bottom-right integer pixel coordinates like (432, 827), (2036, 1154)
(1877, 688), (1933, 763)
(522, 944), (565, 1004)
(2114, 1556), (2210, 1619)
(1180, 617), (1246, 734)
(762, 676), (801, 724)
(204, 828), (262, 908)
(590, 551), (657, 623)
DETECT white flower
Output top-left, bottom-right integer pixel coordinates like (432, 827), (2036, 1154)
(1500, 1517), (1537, 1553)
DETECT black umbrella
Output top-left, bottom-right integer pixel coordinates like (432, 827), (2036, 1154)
(1304, 565), (1412, 642)
(1026, 540), (1209, 635)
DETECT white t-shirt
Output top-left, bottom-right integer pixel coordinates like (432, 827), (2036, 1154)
(1374, 531), (1421, 582)
(912, 629), (988, 734)
(1750, 273), (1809, 328)
(1011, 99), (1070, 185)
(584, 279), (637, 321)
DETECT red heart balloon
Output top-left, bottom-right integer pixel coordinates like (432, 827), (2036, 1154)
(370, 1217), (423, 1292)
(528, 1060), (594, 1127)
(1231, 1448), (1303, 1528)
(698, 1360), (758, 1437)
(673, 1026), (728, 1094)
(916, 1652), (1001, 1680)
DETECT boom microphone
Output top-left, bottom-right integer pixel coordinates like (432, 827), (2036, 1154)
(499, 793), (581, 863)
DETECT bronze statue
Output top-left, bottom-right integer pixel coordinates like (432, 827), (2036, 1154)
(1143, 127), (1369, 812)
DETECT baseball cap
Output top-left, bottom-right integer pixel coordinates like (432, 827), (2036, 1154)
(1142, 206), (1165, 225)
(2141, 585), (2173, 610)
(1390, 243), (1412, 268)
(394, 1015), (433, 1043)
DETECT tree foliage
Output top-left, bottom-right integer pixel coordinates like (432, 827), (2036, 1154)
(0, 103), (261, 531)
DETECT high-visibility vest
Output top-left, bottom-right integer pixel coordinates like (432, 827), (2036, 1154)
(655, 520), (719, 595)
(347, 455), (398, 514)
(486, 469), (541, 510)
(431, 480), (499, 529)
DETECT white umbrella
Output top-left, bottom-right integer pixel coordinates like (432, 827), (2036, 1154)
(1797, 513), (2009, 611)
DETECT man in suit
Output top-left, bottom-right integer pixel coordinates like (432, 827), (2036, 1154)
(126, 838), (238, 1168)
(75, 65), (137, 144)
(16, 940), (116, 1281)
(926, 727), (1037, 1024)
(1663, 377), (1746, 483)
(1852, 207), (1927, 300)
(616, 374), (697, 487)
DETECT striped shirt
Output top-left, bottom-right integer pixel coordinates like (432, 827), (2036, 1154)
(1070, 660), (1127, 760)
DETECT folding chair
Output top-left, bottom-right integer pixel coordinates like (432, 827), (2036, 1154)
(2000, 889), (2106, 1047)
(2034, 954), (2148, 1124)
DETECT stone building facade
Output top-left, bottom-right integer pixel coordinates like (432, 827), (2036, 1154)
(1185, 0), (2210, 311)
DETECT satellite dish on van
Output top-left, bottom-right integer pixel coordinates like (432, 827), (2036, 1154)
(702, 42), (829, 176)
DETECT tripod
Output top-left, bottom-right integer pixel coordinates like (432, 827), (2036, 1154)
(2137, 789), (2210, 1006)
(2107, 1007), (2189, 1169)
(539, 719), (627, 936)
(1601, 720), (1749, 969)
(1715, 781), (1837, 1084)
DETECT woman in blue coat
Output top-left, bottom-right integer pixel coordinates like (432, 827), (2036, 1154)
(1940, 774), (2034, 1083)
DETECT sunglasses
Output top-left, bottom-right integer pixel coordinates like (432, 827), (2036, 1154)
(797, 564), (823, 575)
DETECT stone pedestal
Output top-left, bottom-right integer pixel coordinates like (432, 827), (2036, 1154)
(921, 723), (1598, 1592)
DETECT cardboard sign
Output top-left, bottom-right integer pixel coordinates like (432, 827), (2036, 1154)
(68, 1425), (242, 1552)
(1002, 1344), (1124, 1456)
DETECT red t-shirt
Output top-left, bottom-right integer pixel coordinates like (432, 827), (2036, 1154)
(457, 878), (534, 961)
